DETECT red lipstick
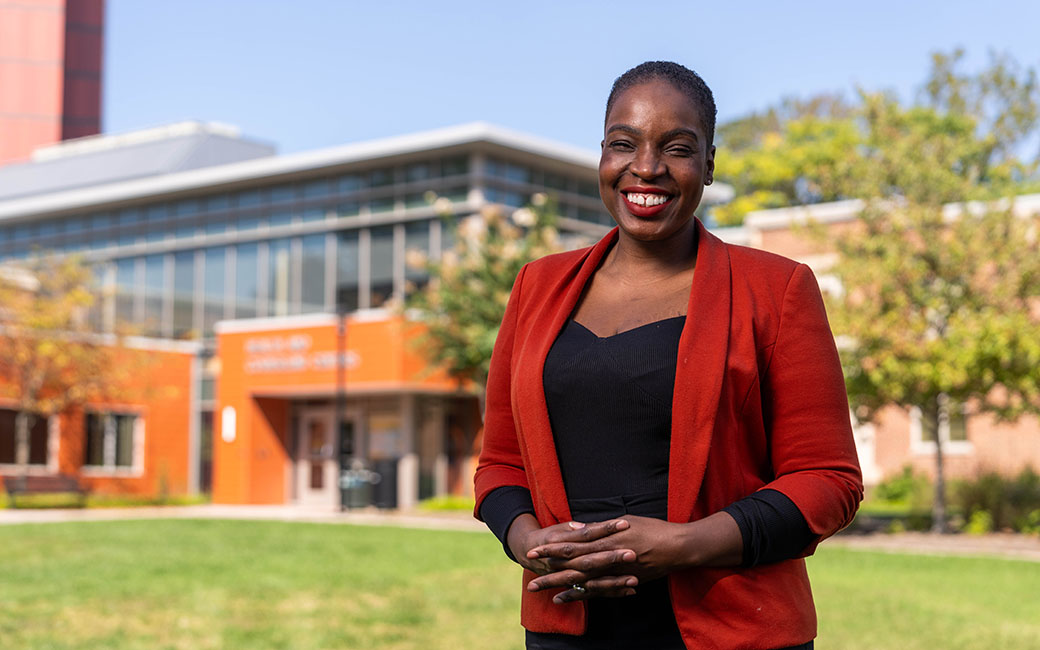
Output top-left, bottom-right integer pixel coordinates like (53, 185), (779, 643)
(620, 186), (673, 217)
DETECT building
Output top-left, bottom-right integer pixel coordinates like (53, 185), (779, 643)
(0, 120), (731, 506)
(0, 0), (104, 163)
(737, 197), (1040, 486)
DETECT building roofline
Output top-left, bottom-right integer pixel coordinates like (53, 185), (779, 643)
(0, 121), (733, 221)
(745, 193), (1040, 231)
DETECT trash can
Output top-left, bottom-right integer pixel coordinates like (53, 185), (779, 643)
(370, 459), (397, 509)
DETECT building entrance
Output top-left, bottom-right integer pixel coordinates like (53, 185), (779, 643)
(295, 408), (339, 506)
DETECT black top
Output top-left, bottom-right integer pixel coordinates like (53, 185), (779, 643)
(480, 316), (814, 648)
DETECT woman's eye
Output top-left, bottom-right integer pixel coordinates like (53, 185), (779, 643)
(667, 146), (693, 156)
(609, 140), (634, 150)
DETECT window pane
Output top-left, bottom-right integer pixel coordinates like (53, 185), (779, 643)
(27, 416), (48, 465)
(336, 231), (359, 312)
(369, 168), (393, 187)
(269, 184), (294, 204)
(301, 234), (325, 313)
(205, 193), (230, 212)
(370, 197), (394, 214)
(203, 248), (226, 337)
(238, 214), (262, 232)
(143, 255), (165, 336)
(442, 155), (469, 176)
(949, 407), (967, 442)
(235, 243), (259, 319)
(406, 162), (431, 182)
(173, 251), (195, 338)
(370, 226), (394, 308)
(405, 221), (429, 290)
(268, 239), (292, 317)
(84, 413), (104, 466)
(302, 179), (330, 199)
(115, 415), (135, 467)
(269, 211), (293, 229)
(115, 258), (136, 326)
(337, 174), (363, 194)
(238, 189), (262, 208)
(0, 409), (14, 464)
(337, 202), (360, 218)
(301, 207), (325, 223)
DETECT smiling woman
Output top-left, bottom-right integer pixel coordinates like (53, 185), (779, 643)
(473, 61), (863, 650)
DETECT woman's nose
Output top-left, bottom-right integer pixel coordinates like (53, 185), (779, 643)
(630, 146), (664, 179)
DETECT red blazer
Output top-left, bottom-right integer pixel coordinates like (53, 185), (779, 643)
(474, 220), (863, 650)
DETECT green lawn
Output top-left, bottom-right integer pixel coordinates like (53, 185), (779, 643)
(0, 520), (1036, 649)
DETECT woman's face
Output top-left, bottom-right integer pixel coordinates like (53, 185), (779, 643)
(599, 79), (715, 244)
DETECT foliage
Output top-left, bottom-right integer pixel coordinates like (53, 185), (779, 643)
(954, 467), (1040, 533)
(406, 195), (563, 388)
(0, 255), (139, 469)
(817, 52), (1040, 533)
(417, 494), (476, 512)
(713, 96), (860, 225)
(712, 49), (1040, 225)
(872, 466), (933, 507)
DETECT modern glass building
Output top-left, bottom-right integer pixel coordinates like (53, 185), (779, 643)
(0, 121), (732, 505)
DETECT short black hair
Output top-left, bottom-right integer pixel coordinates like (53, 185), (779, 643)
(605, 61), (717, 146)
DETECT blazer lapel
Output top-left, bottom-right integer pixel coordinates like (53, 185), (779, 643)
(518, 229), (619, 524)
(668, 220), (732, 522)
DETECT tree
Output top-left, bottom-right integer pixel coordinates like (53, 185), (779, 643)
(822, 52), (1040, 533)
(712, 94), (860, 225)
(406, 195), (563, 390)
(0, 255), (133, 474)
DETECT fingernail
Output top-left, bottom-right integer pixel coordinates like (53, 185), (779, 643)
(626, 577), (637, 587)
(568, 521), (585, 529)
(528, 583), (539, 592)
(622, 551), (636, 562)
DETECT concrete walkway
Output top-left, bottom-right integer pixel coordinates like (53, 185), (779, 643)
(3, 504), (1039, 561)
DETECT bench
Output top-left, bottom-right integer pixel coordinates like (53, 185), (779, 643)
(2, 474), (89, 508)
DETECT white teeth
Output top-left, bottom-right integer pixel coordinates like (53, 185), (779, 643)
(625, 192), (670, 207)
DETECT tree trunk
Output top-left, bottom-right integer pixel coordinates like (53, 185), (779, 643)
(930, 397), (948, 534)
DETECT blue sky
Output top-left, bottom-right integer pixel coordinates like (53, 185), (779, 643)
(104, 1), (1040, 154)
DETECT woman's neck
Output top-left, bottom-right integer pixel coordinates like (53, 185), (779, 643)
(605, 220), (699, 284)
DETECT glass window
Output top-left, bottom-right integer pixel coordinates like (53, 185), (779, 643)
(504, 162), (531, 184)
(336, 202), (360, 218)
(39, 220), (58, 237)
(146, 204), (167, 221)
(336, 231), (359, 312)
(13, 223), (35, 241)
(204, 193), (230, 212)
(238, 189), (263, 208)
(145, 226), (167, 243)
(578, 207), (614, 227)
(268, 238), (293, 317)
(369, 225), (395, 308)
(173, 251), (195, 338)
(544, 172), (569, 191)
(370, 197), (394, 214)
(578, 181), (600, 198)
(405, 221), (430, 292)
(117, 230), (138, 247)
(115, 259), (137, 328)
(269, 211), (293, 228)
(143, 255), (165, 336)
(175, 221), (197, 240)
(84, 412), (138, 469)
(269, 184), (295, 204)
(369, 168), (394, 187)
(117, 209), (141, 226)
(203, 248), (226, 337)
(406, 162), (431, 182)
(234, 243), (259, 319)
(0, 409), (49, 465)
(337, 174), (364, 194)
(301, 207), (325, 223)
(404, 193), (429, 209)
(302, 179), (330, 199)
(301, 234), (326, 313)
(173, 199), (199, 217)
(205, 218), (228, 235)
(442, 155), (469, 176)
(238, 214), (263, 232)
(442, 186), (469, 203)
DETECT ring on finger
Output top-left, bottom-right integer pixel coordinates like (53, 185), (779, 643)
(571, 583), (587, 594)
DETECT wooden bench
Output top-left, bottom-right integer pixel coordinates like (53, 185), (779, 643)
(2, 474), (89, 508)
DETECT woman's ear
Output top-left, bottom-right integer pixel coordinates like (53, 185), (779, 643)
(705, 145), (716, 185)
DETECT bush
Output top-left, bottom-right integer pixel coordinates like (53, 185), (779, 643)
(870, 465), (934, 511)
(417, 495), (476, 512)
(954, 467), (1040, 533)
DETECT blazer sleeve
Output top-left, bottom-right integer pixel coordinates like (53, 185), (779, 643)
(473, 264), (531, 519)
(758, 263), (863, 552)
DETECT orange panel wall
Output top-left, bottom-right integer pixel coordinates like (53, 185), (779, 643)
(213, 315), (466, 504)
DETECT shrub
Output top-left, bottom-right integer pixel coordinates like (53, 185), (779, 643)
(954, 467), (1040, 533)
(417, 495), (476, 512)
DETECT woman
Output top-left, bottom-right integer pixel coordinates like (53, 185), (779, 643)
(474, 61), (862, 650)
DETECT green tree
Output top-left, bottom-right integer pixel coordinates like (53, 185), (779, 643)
(0, 255), (131, 474)
(823, 52), (1040, 533)
(406, 195), (563, 390)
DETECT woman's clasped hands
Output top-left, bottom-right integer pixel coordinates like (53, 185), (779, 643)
(507, 514), (692, 605)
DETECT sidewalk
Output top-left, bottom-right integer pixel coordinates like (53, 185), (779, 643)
(3, 504), (1039, 561)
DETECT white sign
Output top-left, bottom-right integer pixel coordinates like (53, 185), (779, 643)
(221, 406), (236, 443)
(242, 334), (360, 375)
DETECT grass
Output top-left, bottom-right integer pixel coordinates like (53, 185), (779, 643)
(0, 520), (1037, 649)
